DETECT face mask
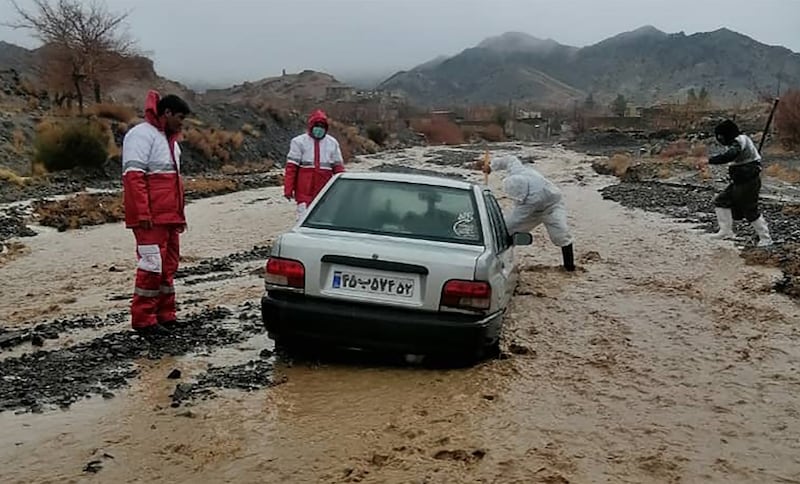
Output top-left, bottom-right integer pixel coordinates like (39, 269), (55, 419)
(311, 126), (326, 139)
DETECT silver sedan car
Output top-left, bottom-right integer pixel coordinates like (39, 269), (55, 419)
(261, 171), (532, 361)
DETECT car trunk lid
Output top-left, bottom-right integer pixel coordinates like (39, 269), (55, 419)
(276, 229), (484, 311)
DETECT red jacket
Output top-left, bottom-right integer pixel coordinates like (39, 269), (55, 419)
(284, 110), (345, 204)
(122, 90), (186, 228)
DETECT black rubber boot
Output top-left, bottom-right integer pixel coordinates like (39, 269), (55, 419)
(562, 244), (575, 272)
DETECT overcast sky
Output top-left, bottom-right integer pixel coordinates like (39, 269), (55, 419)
(1, 0), (798, 87)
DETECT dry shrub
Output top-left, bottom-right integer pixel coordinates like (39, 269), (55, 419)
(660, 140), (690, 159)
(690, 144), (708, 158)
(183, 128), (246, 163)
(607, 153), (632, 177)
(241, 123), (260, 137)
(34, 119), (109, 172)
(764, 143), (792, 156)
(479, 124), (506, 142)
(329, 120), (379, 161)
(366, 124), (388, 146)
(0, 167), (26, 186)
(94, 118), (121, 160)
(765, 164), (800, 183)
(783, 205), (800, 217)
(337, 136), (354, 164)
(31, 161), (48, 177)
(411, 118), (464, 145)
(18, 78), (36, 95)
(11, 129), (26, 155)
(0, 241), (29, 267)
(88, 103), (137, 123)
(184, 177), (239, 197)
(50, 105), (79, 117)
(776, 89), (800, 150)
(34, 193), (124, 231)
(220, 159), (275, 175)
(264, 105), (290, 126)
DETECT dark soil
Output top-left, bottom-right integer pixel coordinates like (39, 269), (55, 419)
(0, 304), (268, 414)
(0, 207), (36, 242)
(0, 312), (127, 352)
(568, 129), (649, 157)
(175, 245), (271, 279)
(170, 358), (281, 408)
(0, 173), (118, 205)
(426, 150), (481, 168)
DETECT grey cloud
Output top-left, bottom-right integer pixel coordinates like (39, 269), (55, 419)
(1, 0), (798, 86)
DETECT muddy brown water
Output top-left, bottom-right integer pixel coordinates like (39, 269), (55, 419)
(2, 145), (800, 483)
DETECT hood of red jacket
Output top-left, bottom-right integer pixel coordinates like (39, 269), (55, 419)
(144, 90), (163, 131)
(144, 89), (183, 143)
(307, 109), (329, 134)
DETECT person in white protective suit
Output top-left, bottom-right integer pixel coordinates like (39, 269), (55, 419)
(486, 155), (575, 271)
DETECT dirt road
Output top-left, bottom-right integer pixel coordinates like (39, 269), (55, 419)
(2, 144), (800, 483)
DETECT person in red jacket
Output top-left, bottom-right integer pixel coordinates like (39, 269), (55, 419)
(284, 110), (345, 219)
(122, 91), (191, 336)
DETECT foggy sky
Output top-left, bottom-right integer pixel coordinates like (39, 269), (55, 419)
(1, 0), (799, 87)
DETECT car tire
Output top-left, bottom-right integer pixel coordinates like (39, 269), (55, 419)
(481, 340), (502, 360)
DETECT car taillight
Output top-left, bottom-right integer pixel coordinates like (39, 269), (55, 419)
(265, 257), (305, 288)
(441, 280), (491, 311)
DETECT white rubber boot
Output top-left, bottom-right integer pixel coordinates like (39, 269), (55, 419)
(710, 208), (735, 239)
(751, 216), (773, 247)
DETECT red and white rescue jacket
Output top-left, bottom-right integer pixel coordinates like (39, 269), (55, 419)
(122, 91), (186, 228)
(283, 110), (345, 204)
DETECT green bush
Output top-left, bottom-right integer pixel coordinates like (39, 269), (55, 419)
(35, 120), (109, 172)
(366, 124), (388, 146)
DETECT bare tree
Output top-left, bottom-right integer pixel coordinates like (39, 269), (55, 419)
(4, 0), (138, 111)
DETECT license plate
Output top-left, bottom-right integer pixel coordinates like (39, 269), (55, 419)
(331, 270), (415, 298)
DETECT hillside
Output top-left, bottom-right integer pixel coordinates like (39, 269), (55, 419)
(202, 70), (350, 108)
(0, 41), (306, 177)
(379, 26), (800, 108)
(0, 41), (37, 78)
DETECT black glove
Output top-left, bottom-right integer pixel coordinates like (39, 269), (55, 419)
(562, 244), (575, 272)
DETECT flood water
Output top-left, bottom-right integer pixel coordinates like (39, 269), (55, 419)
(2, 144), (799, 483)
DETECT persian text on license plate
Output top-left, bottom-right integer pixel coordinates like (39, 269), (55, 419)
(331, 271), (414, 298)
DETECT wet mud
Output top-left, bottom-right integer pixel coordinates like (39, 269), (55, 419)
(0, 304), (265, 414)
(2, 144), (800, 483)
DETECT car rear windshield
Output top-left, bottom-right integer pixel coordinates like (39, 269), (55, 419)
(302, 178), (483, 245)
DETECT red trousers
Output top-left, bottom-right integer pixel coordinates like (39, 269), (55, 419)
(131, 225), (181, 329)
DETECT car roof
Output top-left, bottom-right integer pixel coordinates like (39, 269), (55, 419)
(336, 171), (477, 190)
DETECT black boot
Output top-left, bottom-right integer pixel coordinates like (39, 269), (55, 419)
(562, 244), (575, 272)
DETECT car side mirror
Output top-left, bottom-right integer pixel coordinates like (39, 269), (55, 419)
(511, 232), (533, 246)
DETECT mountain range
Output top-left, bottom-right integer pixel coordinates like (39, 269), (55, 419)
(378, 26), (800, 109)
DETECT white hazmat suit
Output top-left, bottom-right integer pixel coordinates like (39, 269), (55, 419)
(490, 155), (576, 271)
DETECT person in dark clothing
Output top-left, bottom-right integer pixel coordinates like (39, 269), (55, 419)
(704, 119), (772, 247)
